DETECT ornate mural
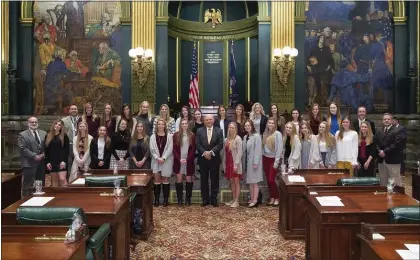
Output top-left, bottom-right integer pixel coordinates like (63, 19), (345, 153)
(33, 1), (123, 115)
(305, 1), (394, 112)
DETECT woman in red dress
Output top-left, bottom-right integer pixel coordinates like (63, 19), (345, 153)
(223, 122), (243, 208)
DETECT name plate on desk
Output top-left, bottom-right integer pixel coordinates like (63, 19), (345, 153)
(21, 197), (54, 206)
(288, 176), (306, 182)
(316, 196), (344, 206)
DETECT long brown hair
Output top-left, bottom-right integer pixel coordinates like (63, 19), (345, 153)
(244, 119), (256, 135)
(97, 126), (111, 148)
(217, 105), (228, 120)
(45, 119), (65, 147)
(317, 121), (335, 148)
(100, 103), (113, 127)
(234, 104), (246, 124)
(300, 121), (313, 141)
(359, 121), (373, 145)
(82, 102), (97, 122)
(327, 102), (341, 127)
(174, 118), (193, 147)
(309, 103), (322, 122)
(337, 116), (352, 140)
(130, 121), (149, 149)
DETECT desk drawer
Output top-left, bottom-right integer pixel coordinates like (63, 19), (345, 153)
(327, 215), (359, 223)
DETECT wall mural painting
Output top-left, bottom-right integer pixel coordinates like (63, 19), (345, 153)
(33, 1), (123, 115)
(305, 1), (394, 112)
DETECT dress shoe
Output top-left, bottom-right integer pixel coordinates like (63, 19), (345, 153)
(225, 200), (234, 206)
(211, 201), (219, 207)
(230, 201), (239, 208)
(273, 200), (279, 206)
(248, 202), (258, 208)
(201, 202), (210, 207)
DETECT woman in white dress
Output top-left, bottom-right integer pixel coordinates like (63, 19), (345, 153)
(70, 121), (93, 182)
(150, 118), (174, 207)
(243, 119), (263, 208)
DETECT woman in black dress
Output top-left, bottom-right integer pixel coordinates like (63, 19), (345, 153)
(190, 109), (204, 134)
(100, 103), (116, 138)
(44, 119), (70, 187)
(89, 126), (111, 169)
(130, 121), (151, 169)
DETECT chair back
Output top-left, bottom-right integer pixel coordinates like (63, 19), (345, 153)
(85, 176), (128, 187)
(336, 177), (380, 186)
(17, 207), (87, 226)
(388, 206), (420, 224)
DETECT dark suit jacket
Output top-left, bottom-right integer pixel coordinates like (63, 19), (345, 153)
(214, 118), (231, 137)
(352, 118), (376, 134)
(173, 133), (196, 175)
(357, 139), (377, 162)
(89, 138), (111, 169)
(394, 124), (407, 153)
(375, 125), (403, 164)
(259, 115), (268, 135)
(196, 126), (224, 163)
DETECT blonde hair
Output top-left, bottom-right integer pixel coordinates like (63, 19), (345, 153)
(130, 121), (149, 149)
(249, 102), (265, 120)
(359, 121), (373, 145)
(82, 102), (97, 122)
(283, 121), (298, 150)
(226, 122), (238, 151)
(76, 121), (89, 152)
(154, 118), (168, 135)
(159, 104), (171, 122)
(263, 117), (277, 151)
(318, 121), (335, 148)
(138, 101), (153, 121)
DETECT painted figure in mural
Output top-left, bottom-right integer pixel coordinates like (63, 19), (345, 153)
(90, 42), (122, 89)
(307, 56), (323, 106)
(34, 15), (58, 43)
(61, 0), (86, 38)
(330, 44), (347, 75)
(44, 48), (75, 113)
(348, 2), (370, 37)
(87, 12), (114, 37)
(65, 51), (89, 77)
(328, 60), (372, 110)
(39, 32), (56, 72)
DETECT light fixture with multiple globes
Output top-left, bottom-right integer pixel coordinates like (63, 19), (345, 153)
(272, 46), (298, 87)
(129, 47), (154, 90)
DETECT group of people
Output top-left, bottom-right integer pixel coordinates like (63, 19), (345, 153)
(18, 101), (407, 208)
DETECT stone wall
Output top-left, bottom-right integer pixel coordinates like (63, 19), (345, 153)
(2, 114), (419, 172)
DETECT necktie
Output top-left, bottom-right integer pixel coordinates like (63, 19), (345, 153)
(385, 127), (388, 133)
(33, 131), (40, 145)
(207, 128), (212, 143)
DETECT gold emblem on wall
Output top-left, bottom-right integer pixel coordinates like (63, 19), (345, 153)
(204, 8), (222, 28)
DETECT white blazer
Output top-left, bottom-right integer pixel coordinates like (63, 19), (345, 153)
(288, 135), (302, 169)
(70, 134), (93, 182)
(149, 134), (174, 177)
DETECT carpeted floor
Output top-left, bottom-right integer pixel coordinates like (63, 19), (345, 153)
(130, 205), (305, 260)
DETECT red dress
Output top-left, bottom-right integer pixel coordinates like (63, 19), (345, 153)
(224, 143), (243, 179)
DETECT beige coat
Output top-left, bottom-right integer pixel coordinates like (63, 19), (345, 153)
(222, 136), (243, 174)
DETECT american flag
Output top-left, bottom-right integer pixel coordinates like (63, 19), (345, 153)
(229, 41), (238, 107)
(189, 43), (200, 108)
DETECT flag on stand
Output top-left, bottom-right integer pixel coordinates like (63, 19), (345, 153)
(229, 41), (238, 108)
(189, 42), (200, 108)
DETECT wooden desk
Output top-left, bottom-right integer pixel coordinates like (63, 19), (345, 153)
(2, 192), (130, 260)
(304, 189), (419, 260)
(1, 225), (88, 260)
(358, 223), (420, 260)
(2, 170), (22, 210)
(412, 174), (420, 201)
(278, 172), (350, 239)
(69, 169), (154, 240)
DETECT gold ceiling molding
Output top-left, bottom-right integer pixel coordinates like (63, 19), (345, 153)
(2, 1), (9, 63)
(132, 2), (155, 52)
(392, 0), (406, 25)
(257, 1), (269, 17)
(168, 15), (259, 41)
(295, 1), (307, 24)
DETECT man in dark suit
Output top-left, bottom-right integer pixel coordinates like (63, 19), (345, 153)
(17, 117), (47, 196)
(352, 106), (375, 133)
(196, 115), (224, 207)
(393, 117), (407, 175)
(375, 113), (403, 187)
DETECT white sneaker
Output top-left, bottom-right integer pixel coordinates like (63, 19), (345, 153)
(230, 201), (239, 208)
(225, 200), (234, 206)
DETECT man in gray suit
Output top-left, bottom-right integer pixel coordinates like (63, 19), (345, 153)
(17, 117), (47, 196)
(61, 104), (80, 178)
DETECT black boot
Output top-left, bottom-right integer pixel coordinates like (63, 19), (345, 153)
(175, 182), (183, 206)
(153, 184), (161, 207)
(162, 183), (170, 207)
(185, 182), (193, 206)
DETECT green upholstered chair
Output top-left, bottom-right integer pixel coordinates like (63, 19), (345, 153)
(336, 177), (380, 186)
(16, 207), (111, 260)
(388, 206), (420, 224)
(85, 176), (128, 187)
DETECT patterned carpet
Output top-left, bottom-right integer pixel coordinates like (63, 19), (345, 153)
(130, 205), (305, 260)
